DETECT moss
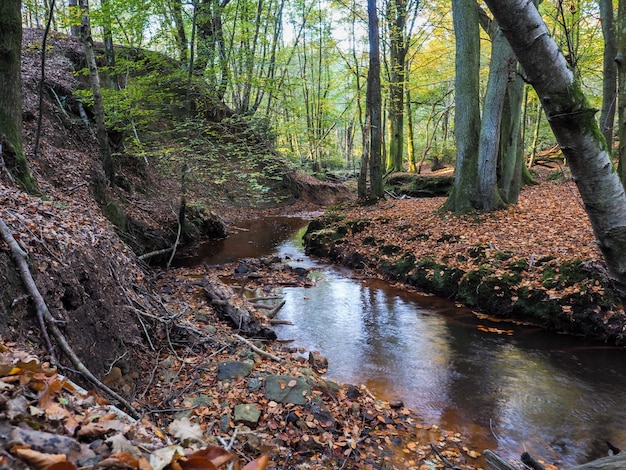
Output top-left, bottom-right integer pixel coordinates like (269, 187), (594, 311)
(512, 287), (561, 324)
(346, 219), (367, 234)
(493, 250), (514, 261)
(102, 201), (127, 231)
(405, 257), (463, 298)
(509, 258), (528, 272)
(468, 244), (488, 260)
(362, 236), (377, 246)
(436, 233), (461, 243)
(380, 244), (402, 256)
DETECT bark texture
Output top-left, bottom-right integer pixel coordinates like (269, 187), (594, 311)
(78, 0), (115, 183)
(0, 0), (39, 194)
(443, 0), (481, 213)
(484, 0), (626, 298)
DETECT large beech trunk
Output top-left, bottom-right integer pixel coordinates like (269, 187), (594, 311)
(484, 0), (626, 300)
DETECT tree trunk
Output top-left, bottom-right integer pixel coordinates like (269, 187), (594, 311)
(443, 0), (481, 213)
(169, 0), (188, 63)
(477, 22), (511, 210)
(68, 0), (81, 36)
(386, 0), (407, 173)
(0, 0), (39, 194)
(599, 0), (617, 152)
(100, 0), (116, 89)
(366, 0), (384, 199)
(484, 0), (626, 299)
(616, 0), (626, 182)
(406, 87), (417, 172)
(78, 0), (115, 184)
(498, 69), (525, 203)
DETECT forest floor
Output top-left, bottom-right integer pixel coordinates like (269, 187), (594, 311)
(0, 28), (620, 470)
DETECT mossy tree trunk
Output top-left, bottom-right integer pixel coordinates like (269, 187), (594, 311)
(443, 0), (481, 212)
(617, 0), (626, 183)
(0, 0), (39, 195)
(485, 0), (626, 299)
(385, 0), (408, 173)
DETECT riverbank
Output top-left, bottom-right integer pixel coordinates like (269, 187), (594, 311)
(303, 177), (626, 345)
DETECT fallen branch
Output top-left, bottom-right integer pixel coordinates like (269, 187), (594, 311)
(138, 246), (174, 261)
(267, 300), (286, 319)
(429, 443), (464, 470)
(233, 334), (282, 362)
(483, 450), (518, 470)
(0, 217), (141, 419)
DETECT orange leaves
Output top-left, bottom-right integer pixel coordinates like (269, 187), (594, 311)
(171, 447), (269, 470)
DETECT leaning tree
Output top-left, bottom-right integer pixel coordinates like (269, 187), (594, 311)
(483, 0), (626, 300)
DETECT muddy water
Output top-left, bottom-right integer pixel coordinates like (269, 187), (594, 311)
(184, 217), (626, 467)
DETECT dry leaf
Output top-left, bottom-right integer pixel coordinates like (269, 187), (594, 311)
(12, 446), (66, 469)
(168, 417), (205, 446)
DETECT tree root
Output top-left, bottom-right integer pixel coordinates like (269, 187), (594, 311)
(0, 217), (141, 419)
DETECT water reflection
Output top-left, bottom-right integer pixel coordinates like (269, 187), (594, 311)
(271, 226), (626, 467)
(183, 217), (626, 467)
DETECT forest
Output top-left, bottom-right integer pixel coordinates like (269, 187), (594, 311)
(2, 0), (626, 469)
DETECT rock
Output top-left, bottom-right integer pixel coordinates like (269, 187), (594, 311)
(248, 375), (263, 392)
(308, 351), (328, 373)
(219, 414), (231, 432)
(309, 404), (335, 429)
(346, 384), (362, 399)
(234, 404), (261, 427)
(217, 361), (254, 380)
(315, 378), (340, 398)
(235, 263), (249, 275)
(9, 427), (80, 455)
(389, 399), (404, 409)
(292, 267), (309, 277)
(264, 375), (311, 405)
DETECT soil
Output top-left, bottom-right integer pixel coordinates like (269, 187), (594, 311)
(0, 27), (617, 470)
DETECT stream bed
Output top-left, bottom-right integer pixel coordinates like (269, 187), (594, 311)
(182, 216), (626, 467)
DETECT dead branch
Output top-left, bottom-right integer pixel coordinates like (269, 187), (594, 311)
(138, 246), (174, 261)
(0, 217), (141, 419)
(267, 300), (286, 319)
(233, 334), (282, 362)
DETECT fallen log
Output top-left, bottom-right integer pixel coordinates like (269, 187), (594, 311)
(204, 280), (276, 340)
(484, 449), (626, 470)
(569, 453), (626, 470)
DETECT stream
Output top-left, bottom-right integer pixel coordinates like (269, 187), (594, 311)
(180, 216), (626, 467)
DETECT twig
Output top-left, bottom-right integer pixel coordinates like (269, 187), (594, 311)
(166, 211), (182, 269)
(267, 300), (286, 319)
(138, 246), (174, 261)
(429, 443), (464, 470)
(137, 352), (160, 401)
(233, 334), (282, 362)
(0, 217), (141, 419)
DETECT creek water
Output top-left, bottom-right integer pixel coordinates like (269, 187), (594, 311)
(181, 216), (626, 467)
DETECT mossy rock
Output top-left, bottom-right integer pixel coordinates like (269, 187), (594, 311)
(511, 287), (561, 324)
(403, 257), (463, 298)
(346, 219), (368, 234)
(386, 172), (454, 197)
(303, 228), (345, 257)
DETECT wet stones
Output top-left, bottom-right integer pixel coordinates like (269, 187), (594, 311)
(216, 361), (254, 380)
(264, 375), (311, 405)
